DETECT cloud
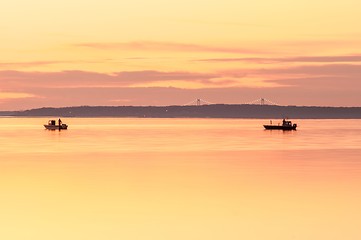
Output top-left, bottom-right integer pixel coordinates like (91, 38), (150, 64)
(273, 39), (361, 48)
(0, 61), (69, 68)
(0, 92), (36, 99)
(0, 70), (232, 90)
(1, 63), (361, 110)
(74, 41), (260, 54)
(221, 64), (361, 90)
(2, 64), (359, 90)
(2, 85), (360, 111)
(258, 64), (361, 77)
(114, 70), (217, 83)
(198, 55), (361, 63)
(221, 63), (361, 78)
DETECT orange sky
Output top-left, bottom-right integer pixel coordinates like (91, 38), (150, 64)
(1, 0), (361, 110)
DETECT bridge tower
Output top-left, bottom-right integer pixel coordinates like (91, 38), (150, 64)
(197, 99), (201, 106)
(183, 98), (214, 106)
(245, 98), (279, 106)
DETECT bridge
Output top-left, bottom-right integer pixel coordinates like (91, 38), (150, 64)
(183, 98), (279, 106)
(183, 98), (215, 106)
(244, 98), (279, 106)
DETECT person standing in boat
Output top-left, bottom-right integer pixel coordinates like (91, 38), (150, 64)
(58, 118), (62, 129)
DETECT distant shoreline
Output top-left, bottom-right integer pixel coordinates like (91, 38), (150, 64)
(1, 104), (361, 119)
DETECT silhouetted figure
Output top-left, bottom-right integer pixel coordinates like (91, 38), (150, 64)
(58, 118), (62, 130)
(282, 119), (286, 125)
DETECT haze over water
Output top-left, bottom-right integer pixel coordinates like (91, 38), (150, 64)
(1, 118), (361, 239)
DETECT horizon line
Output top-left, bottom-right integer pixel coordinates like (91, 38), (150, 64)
(2, 103), (361, 113)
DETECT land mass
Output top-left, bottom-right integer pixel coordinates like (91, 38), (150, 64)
(1, 105), (361, 118)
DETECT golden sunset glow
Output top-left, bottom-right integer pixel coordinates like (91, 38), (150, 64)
(2, 3), (361, 239)
(0, 92), (35, 99)
(1, 0), (361, 109)
(1, 118), (361, 239)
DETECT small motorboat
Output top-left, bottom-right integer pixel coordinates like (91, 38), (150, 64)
(44, 119), (68, 130)
(264, 119), (297, 130)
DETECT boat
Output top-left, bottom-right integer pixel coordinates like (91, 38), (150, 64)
(44, 119), (68, 130)
(264, 119), (297, 130)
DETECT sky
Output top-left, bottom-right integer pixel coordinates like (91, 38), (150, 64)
(1, 0), (361, 110)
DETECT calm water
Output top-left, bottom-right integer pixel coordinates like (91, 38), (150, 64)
(1, 118), (361, 240)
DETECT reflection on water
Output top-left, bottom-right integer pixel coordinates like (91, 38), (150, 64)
(1, 118), (361, 239)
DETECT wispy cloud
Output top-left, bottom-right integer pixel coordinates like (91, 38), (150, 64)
(197, 55), (361, 63)
(0, 70), (233, 89)
(74, 41), (261, 54)
(1, 63), (361, 110)
(0, 92), (36, 100)
(0, 61), (69, 68)
(258, 64), (361, 76)
(2, 84), (360, 111)
(221, 64), (361, 89)
(0, 60), (108, 69)
(173, 18), (269, 28)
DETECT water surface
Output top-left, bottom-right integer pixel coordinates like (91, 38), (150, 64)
(1, 118), (361, 239)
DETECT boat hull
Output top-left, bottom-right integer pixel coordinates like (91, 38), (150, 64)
(264, 125), (296, 130)
(44, 124), (68, 130)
